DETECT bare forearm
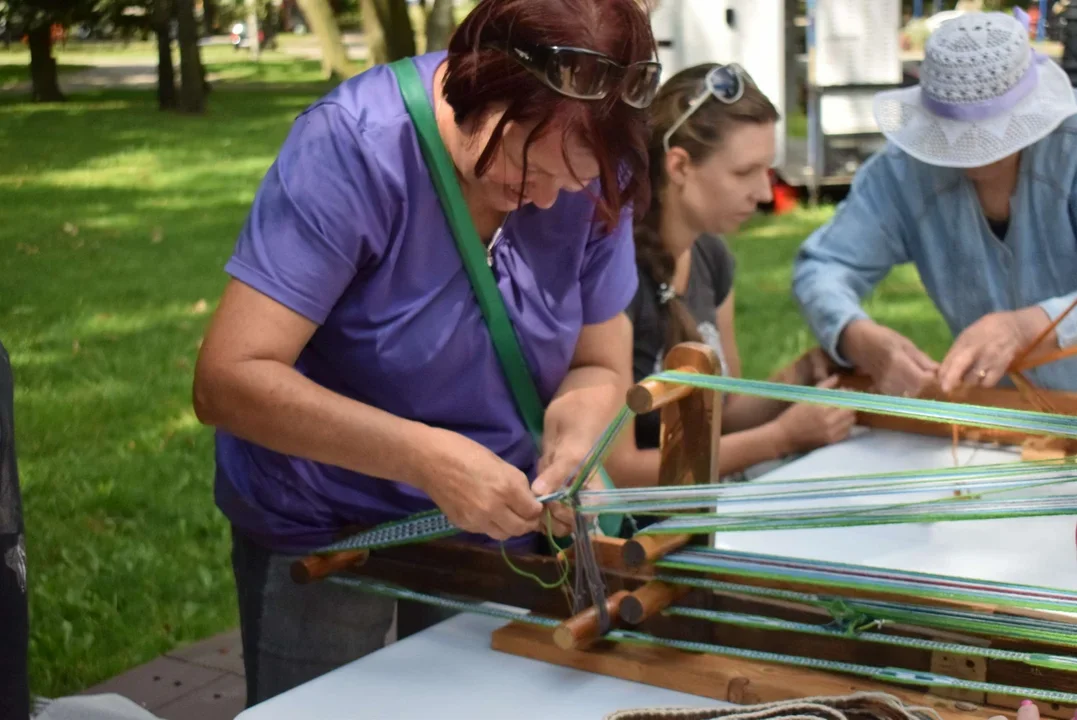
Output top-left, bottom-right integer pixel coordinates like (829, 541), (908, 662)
(544, 366), (624, 449)
(722, 394), (789, 434)
(605, 445), (662, 488)
(607, 421), (790, 487)
(716, 422), (793, 476)
(194, 359), (436, 488)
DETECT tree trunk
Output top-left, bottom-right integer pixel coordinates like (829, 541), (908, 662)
(361, 0), (387, 64)
(27, 24), (63, 102)
(425, 0), (454, 52)
(203, 0), (217, 35)
(370, 0), (416, 61)
(154, 0), (177, 110)
(295, 0), (357, 79)
(174, 0), (207, 113)
(246, 0), (261, 61)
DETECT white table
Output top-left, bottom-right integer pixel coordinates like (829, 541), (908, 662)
(234, 612), (725, 719)
(236, 428), (1077, 719)
(713, 428), (1077, 591)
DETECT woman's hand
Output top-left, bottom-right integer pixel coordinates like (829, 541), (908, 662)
(414, 427), (545, 541)
(938, 307), (1052, 393)
(774, 376), (857, 453)
(839, 319), (939, 397)
(531, 439), (590, 537)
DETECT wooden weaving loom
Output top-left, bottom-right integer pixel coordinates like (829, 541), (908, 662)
(292, 340), (1077, 720)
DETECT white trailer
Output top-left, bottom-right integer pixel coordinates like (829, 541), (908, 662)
(646, 0), (904, 196)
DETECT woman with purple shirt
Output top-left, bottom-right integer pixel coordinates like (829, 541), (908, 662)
(192, 0), (660, 705)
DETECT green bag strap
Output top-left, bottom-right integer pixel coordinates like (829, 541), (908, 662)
(388, 58), (623, 535)
(388, 57), (546, 445)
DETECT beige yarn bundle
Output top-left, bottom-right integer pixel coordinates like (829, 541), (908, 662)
(603, 691), (950, 720)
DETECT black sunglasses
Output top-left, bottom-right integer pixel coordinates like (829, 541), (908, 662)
(504, 40), (662, 109)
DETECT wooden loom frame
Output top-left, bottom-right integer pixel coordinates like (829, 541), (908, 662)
(293, 341), (1077, 720)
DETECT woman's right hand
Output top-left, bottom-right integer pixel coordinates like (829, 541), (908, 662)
(774, 376), (857, 453)
(413, 427), (548, 542)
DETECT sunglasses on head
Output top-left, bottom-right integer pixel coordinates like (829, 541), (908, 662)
(662, 63), (752, 152)
(504, 40), (663, 109)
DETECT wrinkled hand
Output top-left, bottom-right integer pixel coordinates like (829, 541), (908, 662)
(989, 700), (1040, 720)
(532, 441), (588, 537)
(938, 307), (1051, 394)
(417, 428), (544, 542)
(841, 320), (939, 398)
(775, 375), (857, 452)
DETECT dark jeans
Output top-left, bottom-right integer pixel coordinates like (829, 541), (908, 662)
(230, 528), (455, 707)
(0, 532), (29, 720)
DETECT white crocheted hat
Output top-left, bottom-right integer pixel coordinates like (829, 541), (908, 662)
(873, 9), (1077, 168)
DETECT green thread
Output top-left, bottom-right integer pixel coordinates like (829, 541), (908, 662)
(327, 574), (1077, 706)
(498, 510), (571, 590)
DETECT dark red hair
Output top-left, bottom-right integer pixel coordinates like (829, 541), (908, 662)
(442, 0), (656, 229)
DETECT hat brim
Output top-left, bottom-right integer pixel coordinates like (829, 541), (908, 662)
(872, 59), (1077, 168)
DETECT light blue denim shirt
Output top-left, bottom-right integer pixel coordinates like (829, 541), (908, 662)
(791, 115), (1077, 391)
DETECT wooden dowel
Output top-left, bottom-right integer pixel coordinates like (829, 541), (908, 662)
(626, 366), (700, 414)
(1009, 295), (1077, 371)
(622, 533), (691, 569)
(1013, 344), (1077, 373)
(290, 549), (370, 584)
(552, 590), (630, 651)
(618, 580), (691, 625)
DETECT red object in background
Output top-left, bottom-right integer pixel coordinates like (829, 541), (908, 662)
(770, 171), (798, 215)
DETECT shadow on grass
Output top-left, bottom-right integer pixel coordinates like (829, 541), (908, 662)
(0, 63), (93, 91)
(0, 84), (349, 697)
(0, 85), (332, 176)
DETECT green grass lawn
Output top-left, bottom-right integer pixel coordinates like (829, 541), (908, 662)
(0, 81), (337, 697)
(1, 67), (949, 699)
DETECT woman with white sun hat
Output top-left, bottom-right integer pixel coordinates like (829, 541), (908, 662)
(792, 8), (1077, 398)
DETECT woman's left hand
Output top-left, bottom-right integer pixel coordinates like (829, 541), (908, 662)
(938, 307), (1051, 393)
(531, 440), (590, 537)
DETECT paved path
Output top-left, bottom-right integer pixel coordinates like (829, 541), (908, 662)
(78, 629), (247, 720)
(0, 33), (370, 94)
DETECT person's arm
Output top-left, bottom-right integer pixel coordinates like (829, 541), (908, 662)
(533, 204), (640, 496)
(935, 159), (1077, 392)
(604, 412), (662, 489)
(792, 153), (940, 397)
(791, 153), (912, 366)
(194, 281), (445, 487)
(193, 105), (545, 541)
(194, 104), (418, 476)
(714, 291), (792, 433)
(535, 313), (634, 495)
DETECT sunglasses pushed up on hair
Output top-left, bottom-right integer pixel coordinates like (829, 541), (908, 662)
(662, 63), (753, 152)
(504, 40), (663, 109)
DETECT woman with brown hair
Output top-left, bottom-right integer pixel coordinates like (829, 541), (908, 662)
(192, 0), (660, 704)
(607, 63), (856, 491)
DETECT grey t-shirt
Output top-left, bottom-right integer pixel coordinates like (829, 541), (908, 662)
(626, 235), (735, 450)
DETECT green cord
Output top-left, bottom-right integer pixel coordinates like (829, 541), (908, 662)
(498, 509), (571, 590)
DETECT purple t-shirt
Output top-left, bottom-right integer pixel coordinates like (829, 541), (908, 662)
(214, 51), (638, 554)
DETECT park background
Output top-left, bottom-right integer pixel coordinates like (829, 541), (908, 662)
(0, 0), (1050, 709)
